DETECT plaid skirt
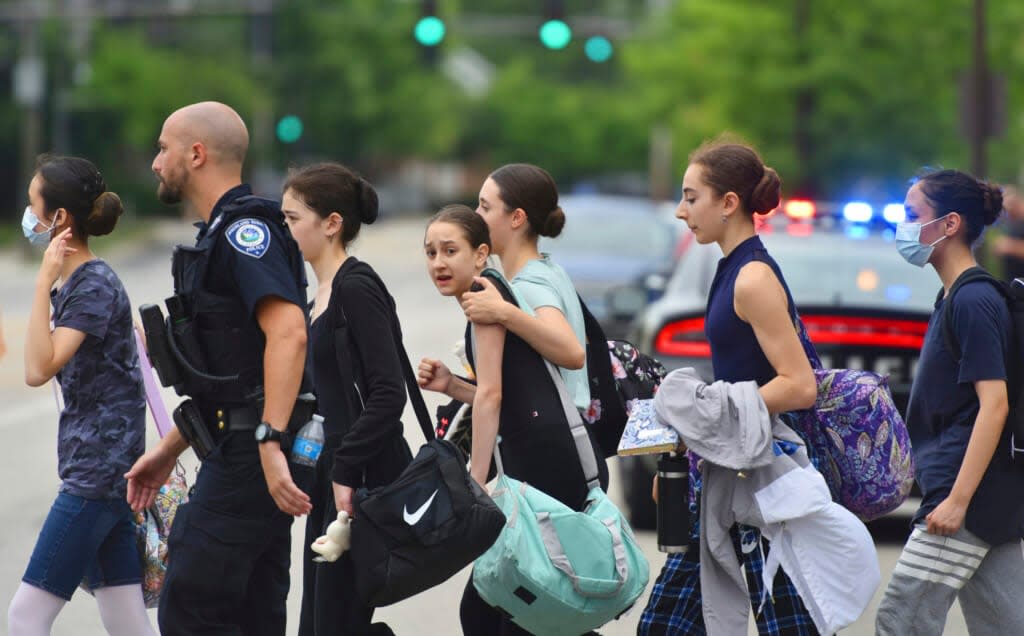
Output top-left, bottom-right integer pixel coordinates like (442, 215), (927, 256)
(638, 414), (821, 636)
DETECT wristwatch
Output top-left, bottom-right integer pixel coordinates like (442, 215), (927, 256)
(254, 422), (284, 445)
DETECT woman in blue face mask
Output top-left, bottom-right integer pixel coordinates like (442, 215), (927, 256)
(8, 156), (156, 635)
(877, 170), (1024, 635)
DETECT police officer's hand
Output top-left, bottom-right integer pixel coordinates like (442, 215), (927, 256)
(460, 277), (506, 325)
(259, 444), (312, 516)
(125, 447), (177, 513)
(333, 482), (355, 518)
(418, 358), (452, 393)
(39, 228), (76, 286)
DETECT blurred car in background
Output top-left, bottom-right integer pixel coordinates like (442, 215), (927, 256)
(543, 194), (691, 338)
(615, 199), (935, 529)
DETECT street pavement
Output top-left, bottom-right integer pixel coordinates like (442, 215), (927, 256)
(0, 216), (967, 634)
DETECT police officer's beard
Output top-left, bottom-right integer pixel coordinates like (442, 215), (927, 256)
(157, 172), (187, 205)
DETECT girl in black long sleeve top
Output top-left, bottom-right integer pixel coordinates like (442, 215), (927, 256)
(283, 163), (411, 636)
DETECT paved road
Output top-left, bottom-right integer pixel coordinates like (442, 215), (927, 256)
(0, 217), (967, 634)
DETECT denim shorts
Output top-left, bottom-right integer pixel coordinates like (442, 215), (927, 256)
(22, 491), (141, 600)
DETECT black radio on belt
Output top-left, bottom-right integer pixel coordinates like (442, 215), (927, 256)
(139, 303), (183, 392)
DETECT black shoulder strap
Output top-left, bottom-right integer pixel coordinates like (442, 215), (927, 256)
(332, 262), (435, 443)
(941, 267), (1006, 363)
(577, 292), (609, 347)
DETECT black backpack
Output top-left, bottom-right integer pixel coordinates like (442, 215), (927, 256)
(579, 299), (667, 458)
(940, 267), (1024, 460)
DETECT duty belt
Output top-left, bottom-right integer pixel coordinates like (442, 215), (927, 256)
(211, 405), (260, 433)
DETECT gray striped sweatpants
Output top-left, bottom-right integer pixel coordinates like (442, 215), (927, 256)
(876, 524), (1024, 635)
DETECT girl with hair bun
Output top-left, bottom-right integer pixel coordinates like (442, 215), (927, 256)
(458, 163), (596, 414)
(640, 141), (822, 635)
(877, 169), (1024, 634)
(418, 205), (609, 635)
(9, 156), (155, 634)
(282, 162), (410, 636)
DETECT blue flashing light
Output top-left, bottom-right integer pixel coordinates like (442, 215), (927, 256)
(844, 224), (870, 240)
(882, 203), (906, 224)
(885, 285), (912, 303)
(842, 201), (873, 223)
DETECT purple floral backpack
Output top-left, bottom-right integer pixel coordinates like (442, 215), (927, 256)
(791, 317), (915, 521)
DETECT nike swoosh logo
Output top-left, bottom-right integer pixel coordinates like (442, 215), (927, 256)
(403, 490), (439, 526)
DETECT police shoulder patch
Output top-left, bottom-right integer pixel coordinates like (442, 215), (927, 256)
(226, 218), (271, 259)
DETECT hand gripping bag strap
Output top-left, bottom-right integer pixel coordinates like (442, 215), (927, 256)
(470, 270), (600, 490)
(332, 261), (435, 443)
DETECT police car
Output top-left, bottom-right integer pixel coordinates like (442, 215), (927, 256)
(615, 199), (934, 529)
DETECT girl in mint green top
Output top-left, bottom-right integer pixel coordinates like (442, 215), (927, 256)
(461, 163), (591, 410)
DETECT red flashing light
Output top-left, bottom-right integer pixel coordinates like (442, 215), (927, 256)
(655, 317), (711, 357)
(786, 223), (813, 237)
(801, 315), (927, 349)
(784, 199), (816, 220)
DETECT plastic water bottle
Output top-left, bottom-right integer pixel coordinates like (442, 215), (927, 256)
(291, 414), (324, 467)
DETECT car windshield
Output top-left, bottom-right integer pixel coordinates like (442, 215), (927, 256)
(667, 227), (938, 312)
(764, 231), (937, 311)
(544, 214), (677, 261)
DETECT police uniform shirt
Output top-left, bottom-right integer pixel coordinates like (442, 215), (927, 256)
(199, 184), (305, 314)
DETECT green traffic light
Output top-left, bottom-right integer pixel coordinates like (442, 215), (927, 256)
(539, 19), (571, 50)
(414, 16), (446, 47)
(276, 115), (303, 144)
(584, 36), (613, 63)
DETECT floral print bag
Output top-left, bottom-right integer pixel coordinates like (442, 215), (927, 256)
(790, 317), (916, 521)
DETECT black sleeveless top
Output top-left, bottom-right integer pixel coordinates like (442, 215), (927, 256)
(705, 235), (798, 385)
(465, 271), (608, 511)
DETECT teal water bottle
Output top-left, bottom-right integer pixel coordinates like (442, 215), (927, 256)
(291, 414), (324, 467)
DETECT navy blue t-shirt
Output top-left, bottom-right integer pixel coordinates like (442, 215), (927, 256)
(907, 281), (1011, 536)
(52, 259), (145, 499)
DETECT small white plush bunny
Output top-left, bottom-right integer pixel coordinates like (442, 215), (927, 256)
(310, 510), (351, 563)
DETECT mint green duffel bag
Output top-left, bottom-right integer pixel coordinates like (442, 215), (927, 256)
(472, 355), (650, 636)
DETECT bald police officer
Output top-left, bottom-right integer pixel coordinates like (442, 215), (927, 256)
(125, 102), (312, 635)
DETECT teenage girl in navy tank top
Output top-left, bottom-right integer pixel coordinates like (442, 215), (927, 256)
(639, 141), (820, 636)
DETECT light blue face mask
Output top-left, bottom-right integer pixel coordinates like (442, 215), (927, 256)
(21, 206), (54, 249)
(895, 215), (949, 267)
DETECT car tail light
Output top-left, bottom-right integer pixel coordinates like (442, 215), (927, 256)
(784, 199), (816, 220)
(655, 317), (711, 357)
(801, 314), (926, 349)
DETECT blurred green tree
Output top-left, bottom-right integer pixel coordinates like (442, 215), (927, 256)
(621, 0), (1024, 198)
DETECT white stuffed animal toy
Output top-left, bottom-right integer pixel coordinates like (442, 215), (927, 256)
(310, 510), (351, 563)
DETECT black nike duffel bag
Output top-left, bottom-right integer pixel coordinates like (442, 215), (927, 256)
(346, 314), (504, 607)
(351, 434), (504, 606)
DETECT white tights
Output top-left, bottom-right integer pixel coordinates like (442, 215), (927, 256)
(7, 582), (156, 636)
